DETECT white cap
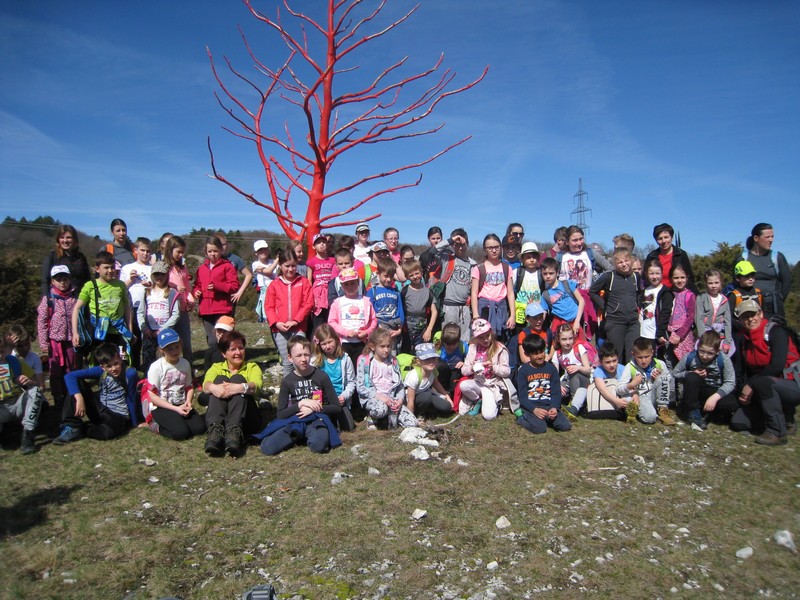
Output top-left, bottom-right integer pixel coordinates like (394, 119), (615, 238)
(520, 242), (540, 256)
(253, 239), (269, 252)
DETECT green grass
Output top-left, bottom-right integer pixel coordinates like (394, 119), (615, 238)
(2, 320), (799, 598)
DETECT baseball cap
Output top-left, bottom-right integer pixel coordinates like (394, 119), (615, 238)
(520, 242), (540, 256)
(471, 318), (492, 336)
(339, 268), (359, 283)
(371, 241), (389, 253)
(215, 316), (236, 331)
(151, 260), (169, 275)
(157, 328), (181, 349)
(253, 239), (269, 252)
(50, 265), (71, 278)
(312, 233), (327, 245)
(415, 343), (438, 361)
(734, 260), (756, 277)
(525, 303), (546, 318)
(735, 299), (761, 318)
(355, 223), (370, 233)
(502, 234), (521, 248)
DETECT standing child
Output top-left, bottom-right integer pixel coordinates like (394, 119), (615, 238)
(727, 260), (763, 329)
(404, 343), (453, 418)
(619, 337), (674, 425)
(164, 236), (194, 360)
(146, 328), (205, 440)
(138, 261), (180, 375)
(287, 239), (308, 278)
(328, 268), (377, 368)
(638, 259), (673, 357)
(327, 248), (366, 307)
(312, 324), (356, 431)
(666, 264), (697, 366)
(458, 318), (517, 420)
(471, 234), (516, 339)
(307, 233), (338, 332)
(695, 268), (734, 356)
(252, 239), (278, 323)
(37, 265), (78, 407)
(551, 324), (592, 419)
(265, 248), (314, 375)
(512, 242), (544, 333)
(356, 329), (417, 429)
(0, 334), (43, 454)
(539, 257), (585, 338)
(584, 343), (634, 421)
(515, 334), (572, 434)
(366, 259), (405, 353)
(120, 237), (153, 368)
(401, 259), (438, 352)
(433, 323), (468, 393)
(193, 235), (240, 354)
(54, 342), (140, 444)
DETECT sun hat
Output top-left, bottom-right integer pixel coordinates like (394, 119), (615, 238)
(157, 328), (181, 349)
(520, 242), (540, 256)
(471, 318), (492, 336)
(415, 343), (438, 361)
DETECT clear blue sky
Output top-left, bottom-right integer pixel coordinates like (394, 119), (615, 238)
(1, 1), (798, 261)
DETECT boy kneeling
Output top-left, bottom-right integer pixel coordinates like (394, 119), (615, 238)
(515, 334), (572, 434)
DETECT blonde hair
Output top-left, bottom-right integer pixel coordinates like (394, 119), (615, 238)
(313, 324), (343, 362)
(469, 328), (502, 362)
(365, 328), (392, 355)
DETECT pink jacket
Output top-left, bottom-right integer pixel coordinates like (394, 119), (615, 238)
(168, 265), (195, 312)
(193, 258), (239, 316)
(37, 287), (78, 349)
(328, 296), (377, 343)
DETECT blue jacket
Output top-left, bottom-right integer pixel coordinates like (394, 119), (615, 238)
(254, 413), (342, 454)
(65, 366), (141, 426)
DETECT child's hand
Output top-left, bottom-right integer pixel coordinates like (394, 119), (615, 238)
(338, 394), (346, 406)
(651, 368), (662, 380)
(614, 397), (629, 409)
(668, 333), (680, 345)
(207, 282), (214, 290)
(390, 328), (402, 338)
(194, 289), (202, 299)
(631, 374), (644, 387)
(565, 364), (579, 375)
(548, 407), (558, 419)
(455, 361), (464, 370)
(17, 374), (31, 387)
(561, 385), (569, 396)
(533, 407), (548, 419)
(692, 368), (707, 378)
(75, 396), (86, 418)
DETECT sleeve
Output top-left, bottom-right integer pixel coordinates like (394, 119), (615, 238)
(162, 290), (180, 329)
(327, 299), (347, 337)
(136, 295), (147, 330)
(245, 363), (262, 393)
(147, 360), (162, 388)
(327, 279), (339, 308)
(694, 294), (708, 334)
(593, 251), (613, 274)
(395, 290), (405, 324)
(264, 282), (279, 325)
(547, 364), (563, 409)
(492, 345), (511, 378)
(718, 355), (737, 397)
(37, 296), (50, 351)
(588, 272), (610, 312)
(618, 363), (633, 386)
(758, 326), (791, 379)
(65, 366), (104, 397)
(125, 367), (141, 427)
(203, 362), (222, 386)
(470, 265), (480, 281)
(461, 345), (477, 376)
(362, 299), (378, 335)
(341, 355), (357, 401)
(672, 355), (689, 381)
(403, 368), (421, 390)
(192, 265), (204, 297)
(356, 355), (375, 403)
(721, 299), (733, 345)
(276, 378), (293, 417)
(777, 252), (792, 301)
(295, 279), (315, 324)
(656, 289), (673, 340)
(516, 367), (533, 412)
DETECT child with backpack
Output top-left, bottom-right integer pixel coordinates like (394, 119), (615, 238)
(328, 268), (377, 368)
(433, 323), (468, 393)
(366, 259), (405, 353)
(583, 342), (633, 421)
(551, 324), (593, 419)
(538, 257), (585, 339)
(38, 265), (78, 407)
(512, 242), (544, 333)
(307, 233), (338, 331)
(403, 343), (453, 418)
(312, 324), (356, 431)
(695, 268), (734, 356)
(638, 259), (673, 357)
(666, 264), (697, 365)
(511, 304), (554, 370)
(471, 234), (516, 339)
(619, 337), (674, 426)
(138, 260), (180, 375)
(400, 259), (437, 352)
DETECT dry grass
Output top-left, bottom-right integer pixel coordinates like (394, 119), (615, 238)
(2, 321), (799, 599)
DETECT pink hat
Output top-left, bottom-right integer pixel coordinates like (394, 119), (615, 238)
(339, 268), (359, 283)
(471, 318), (492, 336)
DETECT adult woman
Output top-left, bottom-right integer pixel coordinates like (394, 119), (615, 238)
(383, 227), (401, 264)
(645, 223), (696, 291)
(353, 222), (372, 264)
(733, 300), (799, 446)
(41, 225), (91, 296)
(104, 218), (137, 270)
(745, 223), (792, 318)
(202, 330), (263, 457)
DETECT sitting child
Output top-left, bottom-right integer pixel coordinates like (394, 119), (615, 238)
(0, 333), (43, 454)
(55, 342), (140, 444)
(312, 324), (356, 431)
(551, 324), (592, 419)
(618, 337), (674, 425)
(515, 334), (572, 434)
(434, 323), (468, 393)
(404, 343), (454, 418)
(584, 342), (633, 421)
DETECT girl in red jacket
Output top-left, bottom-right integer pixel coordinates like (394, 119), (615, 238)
(265, 247), (314, 375)
(193, 236), (239, 353)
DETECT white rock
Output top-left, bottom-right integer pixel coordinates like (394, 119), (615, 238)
(411, 509), (427, 520)
(255, 337), (266, 346)
(633, 455), (645, 464)
(457, 459), (469, 467)
(142, 502), (152, 509)
(670, 587), (678, 594)
(486, 561), (499, 571)
(616, 474), (628, 483)
(368, 467), (381, 476)
(147, 476), (160, 484)
(139, 458), (157, 466)
(676, 527), (690, 534)
(264, 496), (273, 502)
(712, 583), (725, 592)
(495, 516), (511, 529)
(399, 427), (428, 443)
(652, 532), (663, 540)
(331, 472), (352, 485)
(774, 530), (797, 553)
(94, 463), (102, 469)
(410, 446), (430, 460)
(735, 546), (753, 559)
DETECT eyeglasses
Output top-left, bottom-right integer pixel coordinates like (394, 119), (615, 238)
(484, 245), (501, 251)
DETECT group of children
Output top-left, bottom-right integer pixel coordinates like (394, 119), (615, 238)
(5, 219), (791, 458)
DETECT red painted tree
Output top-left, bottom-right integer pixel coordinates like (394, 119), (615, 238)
(208, 0), (487, 248)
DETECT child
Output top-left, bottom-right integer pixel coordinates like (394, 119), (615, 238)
(695, 269), (734, 356)
(356, 329), (417, 429)
(265, 248), (315, 375)
(727, 260), (763, 327)
(618, 337), (674, 425)
(512, 242), (543, 332)
(8, 325), (46, 399)
(539, 257), (585, 338)
(72, 251), (133, 359)
(164, 235), (194, 360)
(327, 248), (366, 306)
(404, 343), (453, 418)
(328, 268), (377, 368)
(512, 304), (554, 368)
(119, 237), (153, 368)
(252, 239), (278, 323)
(258, 336), (343, 455)
(458, 318), (516, 420)
(584, 342), (634, 421)
(401, 259), (438, 352)
(589, 248), (641, 362)
(287, 239), (308, 278)
(0, 334), (43, 454)
(666, 264), (696, 365)
(366, 259), (405, 352)
(37, 265), (78, 407)
(307, 233), (338, 331)
(434, 323), (468, 393)
(431, 229), (477, 343)
(138, 260), (180, 374)
(146, 328), (205, 440)
(638, 259), (673, 357)
(471, 234), (516, 338)
(312, 324), (356, 431)
(672, 330), (738, 429)
(551, 324), (592, 418)
(193, 235), (239, 353)
(54, 342), (139, 444)
(557, 225), (612, 290)
(515, 334), (572, 434)
(203, 316), (236, 372)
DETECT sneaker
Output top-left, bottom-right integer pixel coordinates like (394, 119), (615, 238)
(563, 405), (579, 422)
(467, 400), (483, 417)
(754, 432), (788, 446)
(687, 409), (707, 430)
(365, 416), (377, 431)
(53, 425), (83, 445)
(225, 425), (244, 457)
(205, 423), (225, 456)
(625, 399), (639, 424)
(657, 406), (676, 426)
(20, 429), (37, 455)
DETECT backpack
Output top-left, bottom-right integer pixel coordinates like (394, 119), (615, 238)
(541, 280), (578, 312)
(506, 327), (553, 372)
(429, 255), (456, 316)
(476, 262), (511, 296)
(764, 317), (800, 384)
(726, 286), (763, 312)
(683, 350), (725, 374)
(137, 378), (160, 434)
(75, 280), (102, 356)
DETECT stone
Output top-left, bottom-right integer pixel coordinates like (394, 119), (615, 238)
(411, 509), (427, 520)
(774, 530), (797, 553)
(410, 446), (430, 460)
(487, 561), (499, 571)
(735, 546), (753, 559)
(495, 516), (511, 529)
(368, 467), (381, 476)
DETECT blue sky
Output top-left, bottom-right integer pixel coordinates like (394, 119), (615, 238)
(1, 1), (798, 262)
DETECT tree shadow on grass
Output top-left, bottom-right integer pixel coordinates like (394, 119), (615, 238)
(0, 484), (82, 540)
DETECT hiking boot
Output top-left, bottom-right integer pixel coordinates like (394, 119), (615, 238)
(563, 405), (579, 422)
(20, 429), (37, 455)
(225, 425), (244, 457)
(204, 423), (225, 456)
(688, 409), (707, 430)
(754, 432), (788, 446)
(53, 425), (83, 445)
(787, 422), (797, 436)
(625, 399), (639, 424)
(657, 406), (676, 426)
(467, 400), (483, 417)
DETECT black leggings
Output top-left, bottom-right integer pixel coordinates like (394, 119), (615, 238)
(152, 407), (206, 440)
(204, 374), (263, 434)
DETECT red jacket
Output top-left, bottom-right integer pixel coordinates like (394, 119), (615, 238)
(265, 276), (314, 333)
(192, 258), (239, 316)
